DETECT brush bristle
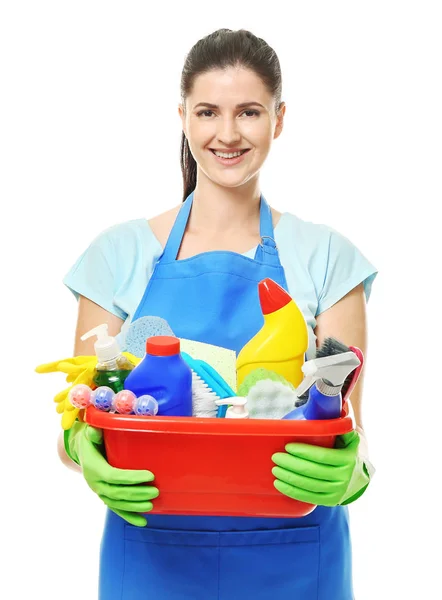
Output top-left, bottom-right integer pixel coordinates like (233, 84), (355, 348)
(295, 392), (309, 407)
(315, 337), (351, 358)
(191, 371), (218, 417)
(315, 337), (356, 400)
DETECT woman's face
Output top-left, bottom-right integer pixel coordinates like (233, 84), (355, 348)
(179, 67), (285, 189)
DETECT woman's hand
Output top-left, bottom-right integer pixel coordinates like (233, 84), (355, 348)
(272, 431), (371, 506)
(65, 422), (159, 526)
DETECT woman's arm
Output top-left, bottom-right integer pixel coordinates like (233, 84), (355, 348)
(314, 282), (367, 432)
(57, 295), (125, 469)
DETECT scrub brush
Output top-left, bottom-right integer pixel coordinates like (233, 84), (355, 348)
(295, 337), (364, 407)
(181, 352), (236, 417)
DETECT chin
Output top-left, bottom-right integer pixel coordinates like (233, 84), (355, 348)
(209, 170), (255, 186)
(212, 178), (250, 189)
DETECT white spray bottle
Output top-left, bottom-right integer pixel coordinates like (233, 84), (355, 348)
(283, 352), (360, 420)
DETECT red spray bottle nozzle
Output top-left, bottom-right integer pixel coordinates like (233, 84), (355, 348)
(258, 278), (291, 315)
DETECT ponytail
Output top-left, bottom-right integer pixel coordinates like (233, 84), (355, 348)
(180, 133), (197, 202)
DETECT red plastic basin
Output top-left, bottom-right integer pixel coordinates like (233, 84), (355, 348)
(85, 405), (353, 518)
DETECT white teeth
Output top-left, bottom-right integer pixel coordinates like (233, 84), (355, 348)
(213, 150), (246, 159)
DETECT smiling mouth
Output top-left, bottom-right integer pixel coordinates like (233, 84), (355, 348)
(210, 149), (250, 157)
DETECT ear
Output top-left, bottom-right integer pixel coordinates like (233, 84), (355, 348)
(273, 102), (286, 140)
(178, 103), (186, 136)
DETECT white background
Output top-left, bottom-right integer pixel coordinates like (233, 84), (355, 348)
(1, 1), (441, 598)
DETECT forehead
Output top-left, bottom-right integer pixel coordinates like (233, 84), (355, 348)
(188, 67), (272, 106)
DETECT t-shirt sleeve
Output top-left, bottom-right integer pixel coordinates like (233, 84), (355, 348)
(316, 227), (378, 316)
(63, 227), (127, 320)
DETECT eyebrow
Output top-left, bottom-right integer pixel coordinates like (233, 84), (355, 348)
(193, 102), (265, 110)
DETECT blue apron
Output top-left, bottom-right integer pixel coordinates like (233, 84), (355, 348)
(99, 192), (353, 600)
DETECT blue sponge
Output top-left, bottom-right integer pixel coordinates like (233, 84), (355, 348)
(125, 316), (175, 358)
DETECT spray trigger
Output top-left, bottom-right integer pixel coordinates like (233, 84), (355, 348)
(295, 351), (361, 398)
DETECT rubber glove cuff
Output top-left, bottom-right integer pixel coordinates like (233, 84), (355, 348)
(339, 426), (375, 505)
(64, 420), (94, 465)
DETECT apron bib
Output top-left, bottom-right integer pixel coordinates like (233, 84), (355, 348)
(99, 192), (353, 600)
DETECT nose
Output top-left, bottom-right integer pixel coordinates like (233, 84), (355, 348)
(216, 116), (241, 146)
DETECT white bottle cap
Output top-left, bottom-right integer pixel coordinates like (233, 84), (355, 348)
(215, 397), (249, 419)
(80, 323), (120, 362)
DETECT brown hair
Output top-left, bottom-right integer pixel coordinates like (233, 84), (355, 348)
(180, 28), (283, 201)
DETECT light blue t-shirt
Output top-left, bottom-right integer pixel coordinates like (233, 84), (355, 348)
(63, 212), (378, 359)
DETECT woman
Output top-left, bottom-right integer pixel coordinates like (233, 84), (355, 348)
(60, 28), (377, 600)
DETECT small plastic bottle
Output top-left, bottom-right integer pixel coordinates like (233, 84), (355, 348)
(81, 324), (135, 393)
(123, 336), (192, 417)
(283, 352), (360, 420)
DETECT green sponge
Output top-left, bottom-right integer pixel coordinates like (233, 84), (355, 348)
(237, 368), (296, 397)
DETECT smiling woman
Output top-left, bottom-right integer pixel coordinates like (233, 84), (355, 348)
(60, 27), (378, 600)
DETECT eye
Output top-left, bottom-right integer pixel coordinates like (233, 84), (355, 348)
(196, 110), (215, 117)
(242, 110), (260, 117)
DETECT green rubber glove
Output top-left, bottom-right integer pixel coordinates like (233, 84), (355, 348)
(65, 422), (159, 526)
(272, 430), (372, 507)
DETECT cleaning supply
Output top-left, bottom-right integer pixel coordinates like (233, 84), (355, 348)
(35, 352), (141, 429)
(110, 390), (159, 415)
(68, 383), (93, 409)
(236, 367), (298, 419)
(314, 338), (364, 404)
(295, 338), (364, 408)
(64, 421), (159, 526)
(67, 384), (116, 412)
(244, 379), (298, 419)
(181, 352), (236, 417)
(123, 336), (192, 417)
(124, 316), (175, 358)
(237, 367), (296, 397)
(36, 355), (100, 429)
(91, 386), (115, 412)
(236, 368), (297, 419)
(283, 349), (360, 420)
(236, 278), (308, 389)
(343, 346), (364, 402)
(112, 390), (138, 414)
(215, 397), (249, 418)
(180, 338), (237, 391)
(272, 430), (371, 506)
(81, 324), (136, 393)
(134, 395), (159, 416)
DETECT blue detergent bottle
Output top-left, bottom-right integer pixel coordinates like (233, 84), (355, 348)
(123, 335), (192, 416)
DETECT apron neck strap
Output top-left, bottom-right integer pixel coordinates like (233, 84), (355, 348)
(161, 191), (277, 263)
(161, 192), (194, 262)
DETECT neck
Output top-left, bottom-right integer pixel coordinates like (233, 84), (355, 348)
(189, 176), (261, 235)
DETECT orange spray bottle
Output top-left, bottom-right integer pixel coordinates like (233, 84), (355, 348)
(236, 278), (309, 389)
